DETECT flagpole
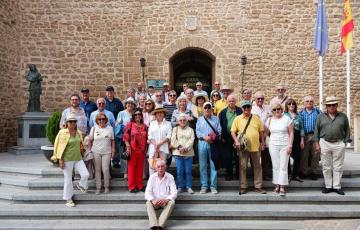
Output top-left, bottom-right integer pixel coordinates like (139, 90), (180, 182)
(319, 56), (323, 111)
(346, 50), (351, 123)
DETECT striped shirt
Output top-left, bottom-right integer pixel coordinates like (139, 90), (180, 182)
(163, 103), (177, 122)
(300, 108), (321, 134)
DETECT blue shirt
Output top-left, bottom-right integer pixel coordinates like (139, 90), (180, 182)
(104, 97), (124, 118)
(196, 115), (222, 139)
(79, 100), (97, 120)
(300, 108), (321, 134)
(89, 109), (115, 128)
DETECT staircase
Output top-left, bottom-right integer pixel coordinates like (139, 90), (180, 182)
(1, 152), (360, 230)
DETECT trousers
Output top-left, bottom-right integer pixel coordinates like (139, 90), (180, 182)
(93, 153), (111, 190)
(62, 160), (89, 200)
(146, 200), (175, 228)
(320, 139), (345, 189)
(269, 144), (290, 185)
(128, 150), (145, 190)
(239, 151), (263, 189)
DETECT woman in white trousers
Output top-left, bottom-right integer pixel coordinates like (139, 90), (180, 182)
(266, 103), (294, 196)
(53, 113), (89, 207)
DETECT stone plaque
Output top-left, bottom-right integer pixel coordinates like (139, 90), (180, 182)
(185, 16), (198, 31)
(29, 124), (46, 138)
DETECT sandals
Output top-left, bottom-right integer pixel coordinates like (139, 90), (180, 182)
(279, 187), (286, 196)
(273, 186), (280, 193)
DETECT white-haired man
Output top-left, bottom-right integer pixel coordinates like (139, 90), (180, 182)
(145, 160), (177, 230)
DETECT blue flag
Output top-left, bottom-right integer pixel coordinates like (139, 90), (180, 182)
(314, 0), (328, 56)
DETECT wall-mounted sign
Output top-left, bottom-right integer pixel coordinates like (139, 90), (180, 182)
(147, 79), (167, 90)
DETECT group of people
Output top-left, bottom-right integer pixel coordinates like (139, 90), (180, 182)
(51, 81), (351, 230)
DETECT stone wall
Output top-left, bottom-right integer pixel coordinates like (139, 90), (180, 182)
(0, 0), (21, 152)
(1, 0), (359, 151)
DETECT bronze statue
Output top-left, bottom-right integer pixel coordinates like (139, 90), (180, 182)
(25, 64), (42, 112)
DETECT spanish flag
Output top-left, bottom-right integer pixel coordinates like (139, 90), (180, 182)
(340, 0), (354, 54)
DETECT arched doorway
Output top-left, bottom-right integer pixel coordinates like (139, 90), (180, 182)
(169, 48), (215, 96)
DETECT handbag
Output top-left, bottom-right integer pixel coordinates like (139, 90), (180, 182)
(121, 123), (132, 161)
(149, 151), (165, 170)
(204, 117), (221, 170)
(236, 115), (252, 153)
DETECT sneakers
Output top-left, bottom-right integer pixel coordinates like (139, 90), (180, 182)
(177, 188), (183, 193)
(95, 189), (100, 195)
(210, 188), (218, 194)
(76, 183), (87, 193)
(65, 200), (75, 207)
(187, 188), (194, 194)
(199, 188), (208, 194)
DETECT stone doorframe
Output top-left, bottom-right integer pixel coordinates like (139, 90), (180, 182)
(159, 36), (227, 87)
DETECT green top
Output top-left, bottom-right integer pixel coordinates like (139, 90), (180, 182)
(313, 112), (351, 143)
(62, 134), (82, 162)
(226, 108), (237, 133)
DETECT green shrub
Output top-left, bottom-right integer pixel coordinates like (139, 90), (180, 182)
(46, 112), (61, 145)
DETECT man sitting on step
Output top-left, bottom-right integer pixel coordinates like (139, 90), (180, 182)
(145, 160), (177, 230)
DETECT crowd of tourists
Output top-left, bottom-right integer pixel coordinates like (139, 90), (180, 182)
(51, 81), (351, 230)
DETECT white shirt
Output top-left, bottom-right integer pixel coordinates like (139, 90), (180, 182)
(267, 115), (291, 146)
(89, 126), (114, 154)
(147, 119), (172, 157)
(194, 90), (208, 97)
(251, 104), (271, 125)
(145, 172), (177, 201)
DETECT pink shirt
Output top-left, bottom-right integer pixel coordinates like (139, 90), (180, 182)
(145, 172), (177, 201)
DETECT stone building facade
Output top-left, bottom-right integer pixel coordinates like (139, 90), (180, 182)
(0, 0), (359, 152)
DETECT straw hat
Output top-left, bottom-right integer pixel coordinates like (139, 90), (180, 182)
(151, 105), (168, 115)
(220, 85), (234, 93)
(66, 113), (77, 122)
(192, 93), (209, 105)
(324, 96), (339, 105)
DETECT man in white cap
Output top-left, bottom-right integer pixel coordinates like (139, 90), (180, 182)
(270, 84), (288, 107)
(314, 96), (351, 195)
(196, 102), (221, 194)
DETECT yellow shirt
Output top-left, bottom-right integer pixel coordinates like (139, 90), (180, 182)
(214, 99), (228, 115)
(231, 114), (264, 152)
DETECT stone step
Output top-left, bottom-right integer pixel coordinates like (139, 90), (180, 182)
(0, 219), (324, 230)
(14, 177), (360, 190)
(3, 187), (360, 204)
(1, 203), (360, 220)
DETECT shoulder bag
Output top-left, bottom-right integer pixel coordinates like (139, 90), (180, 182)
(236, 115), (252, 153)
(204, 117), (221, 170)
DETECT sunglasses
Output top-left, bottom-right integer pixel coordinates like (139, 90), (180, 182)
(256, 98), (264, 100)
(98, 102), (105, 105)
(145, 103), (152, 105)
(242, 105), (251, 109)
(68, 120), (77, 123)
(213, 94), (219, 97)
(196, 85), (202, 87)
(134, 113), (142, 116)
(204, 106), (212, 110)
(169, 94), (176, 97)
(326, 104), (337, 107)
(272, 108), (282, 111)
(97, 118), (106, 121)
(287, 103), (296, 106)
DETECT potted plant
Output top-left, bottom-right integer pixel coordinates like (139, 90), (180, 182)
(41, 112), (61, 163)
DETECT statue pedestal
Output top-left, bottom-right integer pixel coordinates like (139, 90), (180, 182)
(9, 112), (51, 154)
